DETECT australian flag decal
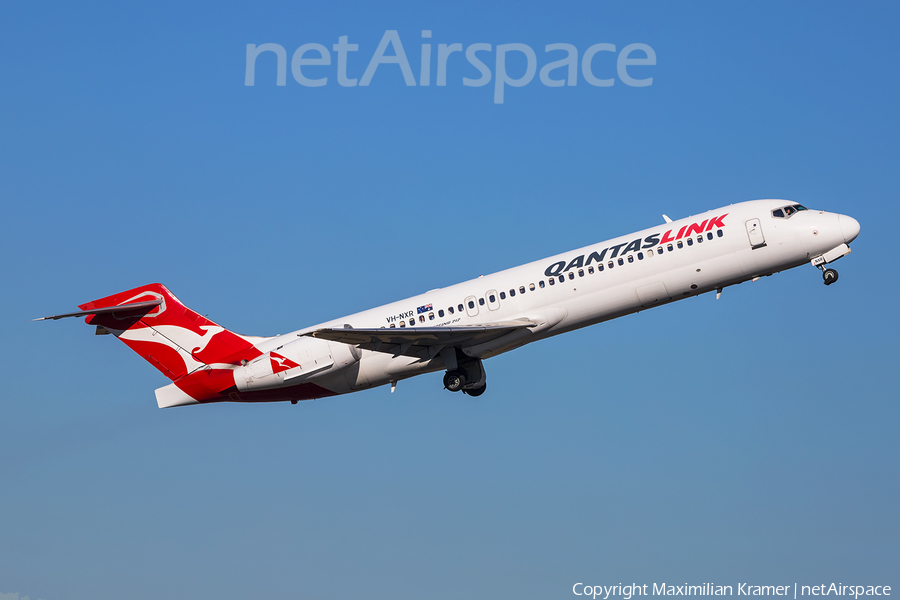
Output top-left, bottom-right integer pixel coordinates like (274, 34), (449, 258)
(417, 304), (433, 314)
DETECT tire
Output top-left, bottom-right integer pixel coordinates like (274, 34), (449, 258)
(443, 370), (466, 392)
(823, 268), (838, 286)
(466, 384), (487, 397)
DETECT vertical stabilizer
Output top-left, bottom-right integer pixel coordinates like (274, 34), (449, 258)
(80, 283), (262, 381)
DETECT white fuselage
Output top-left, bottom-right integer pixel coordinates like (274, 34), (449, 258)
(233, 199), (859, 398)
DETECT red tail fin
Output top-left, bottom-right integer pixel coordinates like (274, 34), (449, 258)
(81, 283), (262, 381)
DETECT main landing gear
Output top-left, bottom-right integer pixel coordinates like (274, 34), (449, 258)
(443, 370), (466, 392)
(443, 369), (488, 396)
(442, 357), (488, 397)
(466, 384), (487, 397)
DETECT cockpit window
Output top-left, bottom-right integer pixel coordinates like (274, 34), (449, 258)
(773, 204), (808, 219)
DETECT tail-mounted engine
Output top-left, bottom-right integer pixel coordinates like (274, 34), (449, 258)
(233, 336), (360, 392)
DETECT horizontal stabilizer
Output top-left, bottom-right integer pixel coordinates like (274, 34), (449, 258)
(34, 300), (163, 321)
(36, 283), (264, 384)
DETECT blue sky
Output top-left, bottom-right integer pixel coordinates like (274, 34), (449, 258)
(1, 2), (898, 599)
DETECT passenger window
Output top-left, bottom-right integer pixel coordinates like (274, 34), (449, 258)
(549, 278), (556, 286)
(647, 250), (653, 257)
(638, 252), (644, 260)
(510, 289), (516, 297)
(568, 272), (575, 280)
(529, 283), (535, 291)
(419, 315), (425, 323)
(717, 229), (724, 237)
(458, 304), (464, 312)
(618, 258), (624, 266)
(478, 298), (485, 306)
(687, 238), (693, 246)
(628, 255), (634, 263)
(439, 309), (445, 317)
(468, 300), (475, 309)
(608, 261), (614, 269)
(429, 312), (435, 320)
(657, 246), (663, 254)
(677, 241), (683, 249)
(588, 266), (594, 274)
(399, 321), (406, 328)
(390, 323), (396, 328)
(539, 280), (545, 288)
(489, 294), (496, 303)
(697, 235), (703, 243)
(558, 276), (565, 283)
(667, 244), (673, 252)
(598, 264), (604, 271)
(448, 306), (454, 314)
(707, 232), (713, 240)
(519, 286), (526, 293)
(578, 269), (584, 277)
(500, 291), (506, 299)
(410, 319), (415, 326)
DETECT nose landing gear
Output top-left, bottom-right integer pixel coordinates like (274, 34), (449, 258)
(813, 258), (839, 286)
(812, 244), (851, 286)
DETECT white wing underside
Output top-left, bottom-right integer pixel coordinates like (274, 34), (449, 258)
(302, 320), (536, 359)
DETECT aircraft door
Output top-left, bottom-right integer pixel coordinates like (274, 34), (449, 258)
(745, 218), (767, 249)
(464, 295), (479, 317)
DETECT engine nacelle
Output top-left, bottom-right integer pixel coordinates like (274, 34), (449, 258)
(233, 336), (359, 392)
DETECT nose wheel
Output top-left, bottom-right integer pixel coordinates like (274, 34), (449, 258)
(822, 268), (839, 286)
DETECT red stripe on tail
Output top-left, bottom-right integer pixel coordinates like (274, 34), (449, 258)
(81, 284), (262, 385)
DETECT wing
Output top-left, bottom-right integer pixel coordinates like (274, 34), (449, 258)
(302, 320), (536, 359)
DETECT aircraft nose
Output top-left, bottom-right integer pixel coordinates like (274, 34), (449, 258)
(839, 214), (861, 244)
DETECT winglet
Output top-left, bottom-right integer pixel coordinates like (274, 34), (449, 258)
(663, 214), (673, 223)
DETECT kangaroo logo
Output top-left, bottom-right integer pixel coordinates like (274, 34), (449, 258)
(119, 325), (226, 374)
(270, 352), (300, 374)
(190, 326), (225, 355)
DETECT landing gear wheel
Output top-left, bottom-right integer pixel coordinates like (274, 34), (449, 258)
(823, 268), (838, 286)
(465, 383), (487, 397)
(443, 370), (466, 392)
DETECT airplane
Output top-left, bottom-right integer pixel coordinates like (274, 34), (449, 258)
(37, 199), (860, 408)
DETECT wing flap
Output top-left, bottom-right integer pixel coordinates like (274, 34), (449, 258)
(303, 321), (536, 358)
